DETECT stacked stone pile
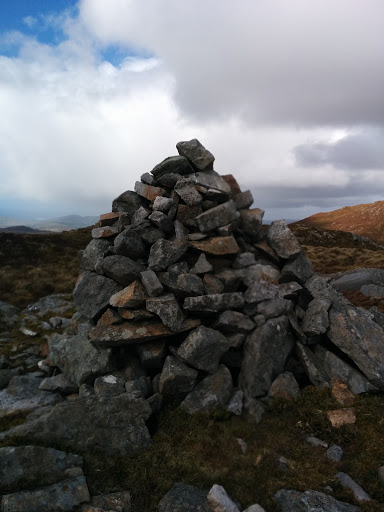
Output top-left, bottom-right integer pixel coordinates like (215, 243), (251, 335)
(65, 138), (384, 419)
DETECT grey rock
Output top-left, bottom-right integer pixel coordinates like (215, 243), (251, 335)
(327, 445), (344, 462)
(196, 200), (239, 233)
(242, 264), (281, 287)
(296, 343), (330, 388)
(174, 178), (203, 205)
(48, 323), (113, 386)
(125, 378), (151, 399)
(280, 252), (313, 284)
(158, 272), (204, 297)
(239, 208), (264, 238)
(226, 389), (243, 415)
(146, 294), (185, 332)
(267, 220), (302, 260)
(312, 345), (376, 395)
(131, 205), (151, 226)
(239, 316), (294, 398)
(26, 294), (74, 317)
(268, 372), (300, 399)
(181, 365), (233, 415)
(153, 196), (174, 212)
(148, 239), (188, 271)
(306, 436), (328, 448)
(243, 396), (266, 423)
(1, 476), (90, 512)
(243, 506), (266, 512)
(279, 281), (303, 299)
(94, 374), (125, 397)
(305, 275), (349, 305)
(335, 472), (371, 501)
(0, 376), (62, 418)
(232, 252), (256, 269)
(0, 446), (83, 493)
(233, 190), (254, 210)
(141, 269), (164, 297)
(328, 304), (384, 389)
(207, 484), (240, 512)
(141, 171), (157, 185)
(0, 301), (20, 326)
(157, 482), (210, 512)
(149, 210), (175, 234)
(244, 280), (281, 305)
(1, 394), (151, 456)
(214, 310), (255, 333)
(39, 374), (78, 395)
(176, 138), (215, 170)
(203, 274), (225, 294)
(174, 219), (189, 241)
(80, 238), (110, 271)
(100, 255), (146, 286)
(361, 284), (384, 297)
(217, 219), (241, 236)
(301, 298), (331, 336)
(168, 261), (190, 273)
(190, 253), (213, 274)
(114, 229), (147, 259)
(189, 170), (231, 195)
(331, 268), (384, 291)
(112, 190), (146, 216)
(141, 226), (165, 245)
(226, 332), (245, 349)
(157, 172), (183, 188)
(274, 489), (359, 512)
(91, 225), (119, 238)
(177, 326), (230, 374)
(151, 155), (194, 178)
(184, 293), (244, 313)
(0, 368), (22, 390)
(378, 466), (384, 483)
(137, 340), (167, 368)
(369, 305), (384, 328)
(159, 355), (198, 398)
(254, 298), (293, 320)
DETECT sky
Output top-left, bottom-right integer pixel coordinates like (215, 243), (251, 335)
(0, 0), (384, 221)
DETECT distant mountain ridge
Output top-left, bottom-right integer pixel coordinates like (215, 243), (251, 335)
(0, 214), (98, 232)
(293, 200), (384, 244)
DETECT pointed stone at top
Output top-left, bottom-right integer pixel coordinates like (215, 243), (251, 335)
(176, 139), (215, 171)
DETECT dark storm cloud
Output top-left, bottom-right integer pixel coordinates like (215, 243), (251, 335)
(294, 130), (384, 170)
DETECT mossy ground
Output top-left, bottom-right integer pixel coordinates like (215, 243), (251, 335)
(82, 388), (384, 511)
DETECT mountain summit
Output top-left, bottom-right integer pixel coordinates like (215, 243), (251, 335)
(293, 200), (384, 244)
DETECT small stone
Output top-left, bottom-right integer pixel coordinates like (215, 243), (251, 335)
(335, 472), (372, 501)
(168, 261), (190, 273)
(157, 172), (182, 188)
(110, 280), (147, 309)
(131, 206), (151, 226)
(148, 239), (188, 271)
(153, 196), (174, 212)
(306, 436), (328, 448)
(134, 181), (165, 201)
(92, 225), (119, 238)
(39, 374), (78, 395)
(207, 484), (240, 512)
(141, 171), (157, 185)
(181, 365), (233, 415)
(236, 438), (248, 454)
(243, 396), (266, 423)
(239, 208), (264, 239)
(177, 326), (230, 374)
(174, 219), (189, 241)
(184, 293), (244, 313)
(244, 280), (280, 304)
(233, 190), (254, 210)
(176, 138), (215, 170)
(226, 389), (243, 415)
(148, 211), (174, 234)
(327, 408), (356, 427)
(190, 253), (213, 274)
(159, 355), (198, 398)
(174, 178), (203, 205)
(279, 281), (303, 299)
(157, 482), (210, 512)
(97, 308), (123, 326)
(190, 236), (240, 255)
(243, 506), (266, 512)
(331, 380), (355, 407)
(195, 200), (239, 232)
(146, 294), (184, 332)
(94, 374), (125, 397)
(327, 445), (344, 462)
(268, 372), (300, 400)
(203, 274), (225, 294)
(232, 252), (256, 269)
(114, 229), (147, 259)
(100, 255), (146, 287)
(267, 220), (301, 260)
(301, 298), (331, 336)
(151, 155), (193, 178)
(215, 310), (255, 333)
(140, 269), (164, 297)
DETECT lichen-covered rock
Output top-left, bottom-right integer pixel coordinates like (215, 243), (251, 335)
(267, 220), (301, 260)
(274, 489), (359, 512)
(73, 272), (122, 321)
(159, 356), (198, 398)
(146, 294), (185, 332)
(176, 139), (215, 171)
(100, 255), (146, 287)
(148, 239), (188, 271)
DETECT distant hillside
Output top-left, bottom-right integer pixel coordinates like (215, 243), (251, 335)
(292, 201), (384, 244)
(0, 225), (50, 234)
(0, 214), (98, 232)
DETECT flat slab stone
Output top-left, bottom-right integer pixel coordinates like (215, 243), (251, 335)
(176, 138), (215, 171)
(158, 272), (204, 297)
(328, 304), (384, 390)
(195, 200), (239, 232)
(0, 394), (151, 456)
(274, 489), (359, 512)
(1, 476), (90, 512)
(189, 236), (240, 255)
(151, 155), (194, 178)
(188, 170), (231, 195)
(184, 293), (244, 313)
(90, 318), (201, 348)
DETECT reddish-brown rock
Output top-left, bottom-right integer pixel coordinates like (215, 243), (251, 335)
(190, 236), (240, 255)
(110, 280), (147, 309)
